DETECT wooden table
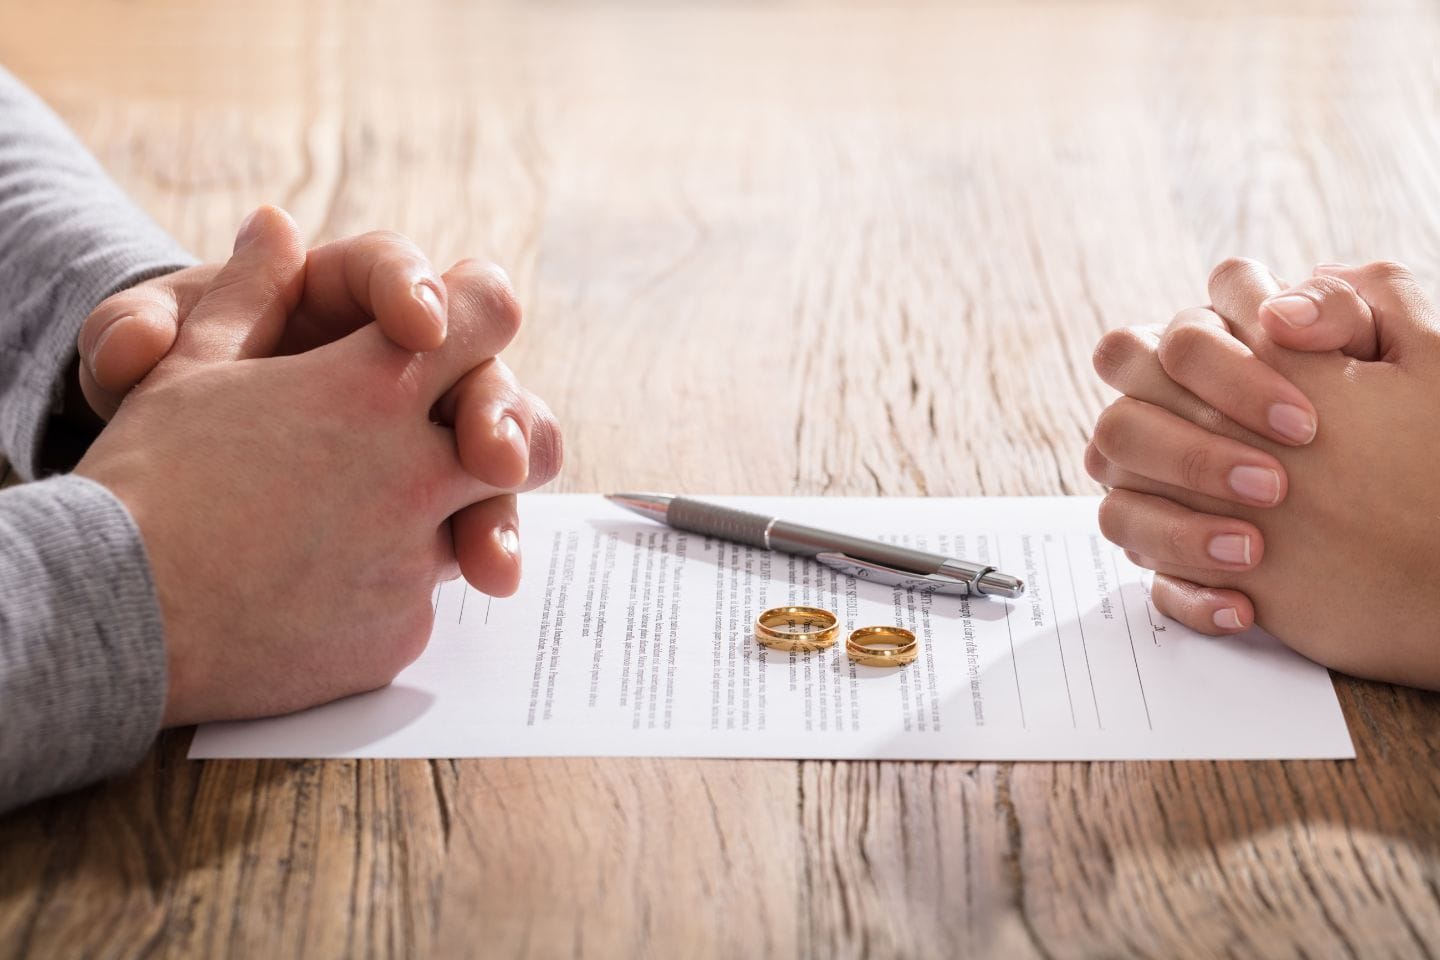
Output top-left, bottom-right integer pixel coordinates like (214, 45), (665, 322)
(4, 0), (1440, 955)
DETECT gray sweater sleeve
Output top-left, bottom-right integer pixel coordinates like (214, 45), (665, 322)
(0, 64), (194, 813)
(1, 64), (197, 479)
(0, 476), (167, 812)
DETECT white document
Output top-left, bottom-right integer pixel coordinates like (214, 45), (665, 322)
(190, 495), (1354, 761)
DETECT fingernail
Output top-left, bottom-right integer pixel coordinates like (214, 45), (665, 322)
(1213, 607), (1245, 630)
(1228, 465), (1281, 505)
(233, 208), (266, 252)
(1263, 295), (1319, 328)
(1313, 262), (1350, 274)
(412, 280), (446, 339)
(87, 318), (126, 380)
(496, 414), (529, 482)
(497, 526), (520, 559)
(1207, 533), (1252, 566)
(1267, 403), (1317, 444)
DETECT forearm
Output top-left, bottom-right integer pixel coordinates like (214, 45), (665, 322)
(0, 476), (166, 815)
(0, 63), (196, 479)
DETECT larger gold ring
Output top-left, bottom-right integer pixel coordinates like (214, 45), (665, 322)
(846, 626), (918, 667)
(754, 606), (839, 652)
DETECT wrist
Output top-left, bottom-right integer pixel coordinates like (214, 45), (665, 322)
(75, 439), (201, 727)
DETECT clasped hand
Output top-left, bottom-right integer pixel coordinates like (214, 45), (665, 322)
(73, 207), (563, 724)
(1089, 257), (1440, 690)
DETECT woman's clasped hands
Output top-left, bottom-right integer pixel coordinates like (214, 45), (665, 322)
(1089, 256), (1440, 690)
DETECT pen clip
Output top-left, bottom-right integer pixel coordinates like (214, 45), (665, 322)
(814, 552), (971, 596)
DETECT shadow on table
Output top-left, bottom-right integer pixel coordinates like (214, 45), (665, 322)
(856, 586), (1440, 949)
(189, 682), (436, 757)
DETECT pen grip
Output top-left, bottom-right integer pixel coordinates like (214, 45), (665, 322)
(668, 498), (772, 549)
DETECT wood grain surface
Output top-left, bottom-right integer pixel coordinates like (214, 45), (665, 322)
(3, 0), (1440, 956)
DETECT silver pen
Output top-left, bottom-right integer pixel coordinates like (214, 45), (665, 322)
(605, 493), (1025, 599)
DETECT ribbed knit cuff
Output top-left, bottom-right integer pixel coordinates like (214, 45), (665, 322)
(0, 474), (166, 813)
(0, 250), (195, 481)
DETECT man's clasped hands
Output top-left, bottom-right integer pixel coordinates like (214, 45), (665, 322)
(72, 206), (562, 726)
(82, 206), (1440, 736)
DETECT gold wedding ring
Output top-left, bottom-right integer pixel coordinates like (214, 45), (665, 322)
(754, 606), (840, 652)
(846, 626), (919, 667)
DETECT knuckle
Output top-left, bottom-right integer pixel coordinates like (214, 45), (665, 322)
(88, 288), (135, 321)
(353, 356), (422, 418)
(454, 260), (523, 340)
(1149, 580), (1185, 622)
(1190, 403), (1227, 435)
(1363, 259), (1414, 285)
(1083, 441), (1113, 485)
(1156, 323), (1210, 381)
(1170, 305), (1220, 329)
(481, 268), (523, 335)
(200, 266), (259, 301)
(484, 357), (519, 391)
(1303, 274), (1353, 300)
(365, 233), (433, 279)
(455, 357), (510, 408)
(362, 229), (414, 251)
(449, 256), (487, 274)
(1091, 328), (1145, 382)
(1090, 401), (1132, 459)
(1207, 256), (1260, 292)
(1160, 519), (1192, 563)
(527, 399), (565, 484)
(1124, 549), (1152, 570)
(1095, 493), (1129, 543)
(1177, 442), (1213, 491)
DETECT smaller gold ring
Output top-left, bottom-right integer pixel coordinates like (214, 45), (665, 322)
(754, 606), (839, 652)
(846, 626), (919, 667)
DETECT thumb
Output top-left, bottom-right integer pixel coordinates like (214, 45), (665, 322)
(1313, 261), (1440, 365)
(77, 283), (182, 421)
(166, 205), (306, 367)
(1206, 258), (1282, 350)
(1257, 274), (1379, 361)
